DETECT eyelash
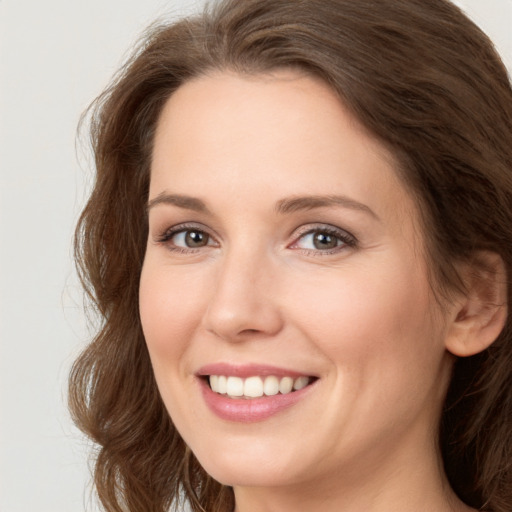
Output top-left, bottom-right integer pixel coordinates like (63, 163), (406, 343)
(290, 225), (357, 255)
(155, 223), (357, 255)
(155, 223), (216, 253)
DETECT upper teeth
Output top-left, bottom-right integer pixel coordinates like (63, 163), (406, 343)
(209, 375), (310, 398)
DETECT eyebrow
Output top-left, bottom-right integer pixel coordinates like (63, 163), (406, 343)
(147, 193), (211, 214)
(147, 192), (378, 219)
(275, 195), (378, 219)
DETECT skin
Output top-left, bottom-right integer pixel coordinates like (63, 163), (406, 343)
(140, 70), (478, 511)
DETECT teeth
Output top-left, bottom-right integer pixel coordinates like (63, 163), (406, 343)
(226, 376), (244, 397)
(279, 376), (293, 394)
(244, 376), (263, 397)
(263, 375), (279, 396)
(218, 375), (227, 394)
(208, 375), (311, 398)
(293, 376), (309, 391)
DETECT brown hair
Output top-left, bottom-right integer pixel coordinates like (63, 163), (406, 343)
(69, 0), (512, 511)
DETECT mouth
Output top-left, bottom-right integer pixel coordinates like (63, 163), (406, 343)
(206, 374), (316, 399)
(196, 363), (318, 422)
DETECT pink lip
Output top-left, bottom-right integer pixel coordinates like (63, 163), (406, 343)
(196, 363), (318, 423)
(196, 362), (313, 379)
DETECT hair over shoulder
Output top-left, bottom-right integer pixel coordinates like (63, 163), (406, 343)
(69, 1), (512, 511)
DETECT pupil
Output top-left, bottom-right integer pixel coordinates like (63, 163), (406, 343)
(313, 232), (336, 249)
(185, 231), (207, 247)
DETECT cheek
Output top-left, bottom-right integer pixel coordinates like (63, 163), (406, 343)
(139, 260), (208, 369)
(288, 257), (445, 378)
(289, 260), (449, 447)
(139, 260), (212, 437)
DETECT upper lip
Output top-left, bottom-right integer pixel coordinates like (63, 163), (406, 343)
(196, 362), (317, 379)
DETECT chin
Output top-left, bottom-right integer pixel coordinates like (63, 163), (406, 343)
(190, 436), (306, 488)
(200, 459), (295, 488)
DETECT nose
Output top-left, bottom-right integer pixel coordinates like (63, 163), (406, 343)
(202, 248), (284, 342)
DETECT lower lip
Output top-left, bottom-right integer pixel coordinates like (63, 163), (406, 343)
(199, 378), (316, 423)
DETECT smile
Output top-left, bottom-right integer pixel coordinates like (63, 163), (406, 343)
(209, 375), (313, 399)
(197, 364), (318, 422)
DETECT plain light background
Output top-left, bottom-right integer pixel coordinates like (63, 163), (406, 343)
(0, 1), (511, 511)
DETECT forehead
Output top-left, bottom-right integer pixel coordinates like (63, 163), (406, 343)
(150, 70), (418, 232)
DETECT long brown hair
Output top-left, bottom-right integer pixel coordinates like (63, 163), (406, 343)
(69, 1), (512, 510)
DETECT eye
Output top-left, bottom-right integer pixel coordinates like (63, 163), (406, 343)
(156, 224), (218, 252)
(291, 226), (356, 253)
(172, 229), (210, 248)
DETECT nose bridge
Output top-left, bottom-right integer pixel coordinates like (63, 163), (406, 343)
(203, 241), (283, 341)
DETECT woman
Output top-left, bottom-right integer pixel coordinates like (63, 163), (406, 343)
(69, 0), (512, 511)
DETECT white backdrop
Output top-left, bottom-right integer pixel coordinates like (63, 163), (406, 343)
(0, 1), (511, 511)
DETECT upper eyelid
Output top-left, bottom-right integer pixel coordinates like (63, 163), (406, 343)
(290, 223), (355, 239)
(158, 222), (216, 239)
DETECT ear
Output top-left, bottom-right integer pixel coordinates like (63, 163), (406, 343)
(445, 251), (508, 357)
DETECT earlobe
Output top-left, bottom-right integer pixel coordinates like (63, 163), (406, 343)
(445, 252), (508, 357)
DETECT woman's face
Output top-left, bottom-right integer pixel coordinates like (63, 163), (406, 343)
(140, 71), (455, 491)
